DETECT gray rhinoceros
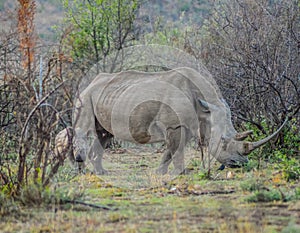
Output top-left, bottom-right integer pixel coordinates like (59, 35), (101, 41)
(71, 67), (287, 175)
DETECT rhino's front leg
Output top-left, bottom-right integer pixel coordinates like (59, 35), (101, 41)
(73, 94), (108, 175)
(74, 130), (108, 175)
(88, 134), (108, 175)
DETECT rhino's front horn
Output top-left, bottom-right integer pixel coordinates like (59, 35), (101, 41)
(243, 118), (288, 154)
(235, 130), (253, 141)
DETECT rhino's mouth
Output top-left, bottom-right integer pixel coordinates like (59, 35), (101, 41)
(75, 154), (84, 162)
(225, 155), (248, 168)
(226, 162), (243, 168)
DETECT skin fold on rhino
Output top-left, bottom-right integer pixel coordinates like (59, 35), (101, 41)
(58, 67), (287, 175)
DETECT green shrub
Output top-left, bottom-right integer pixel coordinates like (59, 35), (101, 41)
(15, 181), (84, 209)
(246, 189), (282, 202)
(198, 169), (212, 180)
(243, 118), (300, 181)
(273, 151), (300, 181)
(240, 179), (263, 192)
(0, 191), (20, 219)
(241, 159), (259, 172)
(245, 187), (300, 203)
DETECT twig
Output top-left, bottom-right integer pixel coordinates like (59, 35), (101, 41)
(19, 81), (65, 146)
(189, 189), (235, 196)
(17, 81), (65, 188)
(61, 199), (117, 211)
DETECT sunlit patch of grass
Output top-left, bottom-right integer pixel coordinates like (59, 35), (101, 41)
(70, 173), (108, 187)
(217, 219), (279, 233)
(107, 212), (130, 223)
(218, 221), (258, 233)
(86, 186), (126, 198)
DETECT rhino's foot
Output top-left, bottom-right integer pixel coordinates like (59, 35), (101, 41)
(155, 166), (168, 175)
(95, 169), (108, 175)
(170, 168), (186, 176)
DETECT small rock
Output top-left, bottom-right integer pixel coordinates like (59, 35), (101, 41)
(226, 171), (234, 179)
(193, 184), (202, 191)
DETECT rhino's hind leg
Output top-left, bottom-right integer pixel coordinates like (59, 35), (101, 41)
(156, 126), (188, 176)
(169, 126), (188, 176)
(156, 149), (172, 175)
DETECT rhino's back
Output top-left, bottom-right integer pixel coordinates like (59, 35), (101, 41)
(94, 67), (198, 105)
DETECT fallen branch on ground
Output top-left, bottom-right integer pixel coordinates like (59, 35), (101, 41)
(61, 199), (117, 211)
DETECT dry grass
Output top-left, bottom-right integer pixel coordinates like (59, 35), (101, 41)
(1, 148), (300, 233)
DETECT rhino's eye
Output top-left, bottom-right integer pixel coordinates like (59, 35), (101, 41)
(221, 136), (230, 143)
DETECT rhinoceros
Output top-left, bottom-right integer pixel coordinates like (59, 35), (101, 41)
(71, 67), (287, 175)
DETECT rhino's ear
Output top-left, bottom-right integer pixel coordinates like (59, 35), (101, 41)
(198, 99), (210, 113)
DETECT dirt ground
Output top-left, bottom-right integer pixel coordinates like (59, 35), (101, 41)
(1, 148), (300, 233)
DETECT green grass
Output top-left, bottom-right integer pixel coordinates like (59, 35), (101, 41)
(1, 151), (300, 232)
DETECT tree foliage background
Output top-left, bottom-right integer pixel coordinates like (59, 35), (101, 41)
(61, 0), (138, 72)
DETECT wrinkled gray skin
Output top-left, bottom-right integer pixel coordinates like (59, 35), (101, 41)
(72, 67), (286, 175)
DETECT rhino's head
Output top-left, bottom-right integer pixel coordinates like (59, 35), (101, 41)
(214, 119), (287, 168)
(198, 99), (287, 168)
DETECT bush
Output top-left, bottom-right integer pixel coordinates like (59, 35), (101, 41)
(245, 188), (300, 203)
(240, 179), (263, 192)
(243, 118), (300, 181)
(0, 191), (20, 219)
(273, 151), (300, 182)
(246, 189), (282, 202)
